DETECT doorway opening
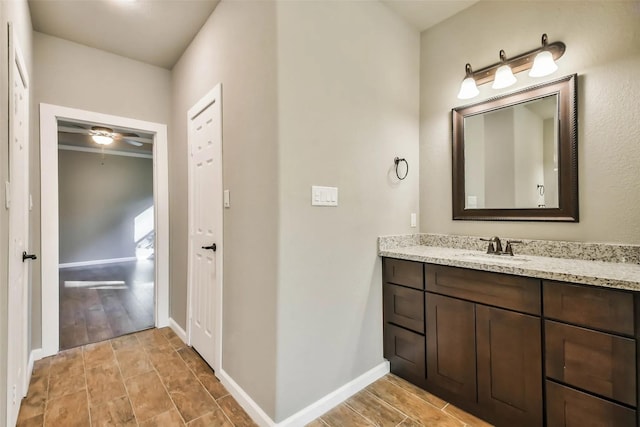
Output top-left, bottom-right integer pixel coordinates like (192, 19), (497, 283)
(57, 120), (156, 349)
(40, 104), (169, 357)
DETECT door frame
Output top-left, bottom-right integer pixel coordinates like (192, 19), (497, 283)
(39, 103), (169, 357)
(186, 84), (223, 373)
(7, 22), (30, 423)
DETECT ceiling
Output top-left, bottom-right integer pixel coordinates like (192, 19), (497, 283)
(29, 0), (476, 70)
(28, 0), (220, 69)
(380, 0), (478, 32)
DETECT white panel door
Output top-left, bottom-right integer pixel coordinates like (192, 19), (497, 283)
(188, 85), (222, 370)
(7, 25), (30, 427)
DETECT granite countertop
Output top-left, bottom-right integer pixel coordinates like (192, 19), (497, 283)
(378, 235), (640, 292)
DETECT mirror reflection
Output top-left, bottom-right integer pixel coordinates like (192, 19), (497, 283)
(464, 95), (559, 210)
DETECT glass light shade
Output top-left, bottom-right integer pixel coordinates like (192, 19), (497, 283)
(457, 77), (479, 100)
(92, 134), (113, 145)
(492, 65), (517, 89)
(529, 51), (558, 77)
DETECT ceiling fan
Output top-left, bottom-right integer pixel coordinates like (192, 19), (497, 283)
(58, 124), (152, 147)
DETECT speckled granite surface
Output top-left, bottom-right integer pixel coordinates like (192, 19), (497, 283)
(378, 234), (640, 291)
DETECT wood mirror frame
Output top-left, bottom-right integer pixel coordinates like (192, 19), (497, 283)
(452, 74), (578, 221)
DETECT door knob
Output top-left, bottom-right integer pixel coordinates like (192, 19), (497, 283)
(201, 244), (217, 252)
(22, 251), (37, 262)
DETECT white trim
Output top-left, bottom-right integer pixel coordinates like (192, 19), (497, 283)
(168, 318), (188, 344)
(58, 257), (138, 269)
(186, 84), (223, 373)
(27, 349), (43, 382)
(39, 103), (170, 357)
(218, 361), (390, 427)
(58, 144), (153, 159)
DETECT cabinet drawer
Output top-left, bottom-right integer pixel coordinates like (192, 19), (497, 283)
(545, 320), (636, 406)
(383, 284), (424, 334)
(383, 258), (423, 290)
(426, 265), (540, 315)
(543, 281), (634, 335)
(384, 323), (425, 386)
(546, 381), (636, 427)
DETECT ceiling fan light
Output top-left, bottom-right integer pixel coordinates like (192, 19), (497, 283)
(457, 77), (479, 100)
(492, 64), (517, 89)
(529, 50), (558, 77)
(92, 134), (113, 145)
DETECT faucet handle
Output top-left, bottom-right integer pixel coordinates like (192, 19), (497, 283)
(504, 240), (523, 256)
(480, 237), (496, 254)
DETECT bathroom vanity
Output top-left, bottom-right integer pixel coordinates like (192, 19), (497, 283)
(380, 235), (640, 427)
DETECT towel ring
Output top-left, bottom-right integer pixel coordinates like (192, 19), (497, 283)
(394, 157), (408, 180)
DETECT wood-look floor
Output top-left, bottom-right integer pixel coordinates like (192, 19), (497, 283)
(308, 375), (493, 427)
(18, 326), (492, 427)
(59, 260), (155, 350)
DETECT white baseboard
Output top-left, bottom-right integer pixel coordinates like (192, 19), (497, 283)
(59, 257), (138, 269)
(218, 369), (277, 427)
(218, 361), (390, 427)
(168, 317), (188, 343)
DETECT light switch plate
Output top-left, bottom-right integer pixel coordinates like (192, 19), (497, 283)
(223, 190), (230, 208)
(311, 186), (338, 207)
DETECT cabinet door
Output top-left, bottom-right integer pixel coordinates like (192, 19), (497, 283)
(546, 381), (636, 427)
(476, 305), (543, 427)
(426, 293), (476, 402)
(384, 323), (426, 387)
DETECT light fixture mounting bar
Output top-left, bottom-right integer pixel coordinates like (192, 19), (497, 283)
(472, 40), (565, 86)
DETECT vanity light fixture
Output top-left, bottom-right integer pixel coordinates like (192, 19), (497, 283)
(529, 34), (559, 77)
(457, 33), (565, 100)
(492, 50), (517, 89)
(457, 64), (480, 100)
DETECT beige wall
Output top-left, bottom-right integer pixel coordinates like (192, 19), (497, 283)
(58, 150), (153, 264)
(170, 0), (418, 421)
(420, 1), (640, 244)
(32, 32), (171, 348)
(170, 1), (279, 416)
(0, 0), (33, 421)
(274, 1), (419, 420)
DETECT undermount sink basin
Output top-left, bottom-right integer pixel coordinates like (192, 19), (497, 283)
(454, 252), (530, 265)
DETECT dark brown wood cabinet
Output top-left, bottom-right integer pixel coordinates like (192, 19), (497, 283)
(476, 305), (542, 427)
(543, 282), (638, 426)
(425, 293), (477, 402)
(546, 381), (636, 427)
(382, 258), (426, 387)
(382, 256), (640, 427)
(425, 268), (543, 427)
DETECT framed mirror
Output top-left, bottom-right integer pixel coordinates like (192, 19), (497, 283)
(452, 74), (578, 221)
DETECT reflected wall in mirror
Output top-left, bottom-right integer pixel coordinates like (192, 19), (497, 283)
(452, 74), (578, 221)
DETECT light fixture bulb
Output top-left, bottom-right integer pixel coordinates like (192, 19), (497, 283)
(492, 64), (517, 89)
(457, 77), (479, 100)
(92, 134), (113, 145)
(529, 50), (558, 77)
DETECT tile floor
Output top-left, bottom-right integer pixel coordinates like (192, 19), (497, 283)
(18, 327), (491, 427)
